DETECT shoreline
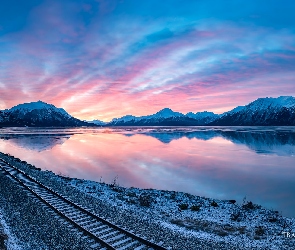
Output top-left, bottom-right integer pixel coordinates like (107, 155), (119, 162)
(0, 226), (7, 250)
(0, 152), (294, 249)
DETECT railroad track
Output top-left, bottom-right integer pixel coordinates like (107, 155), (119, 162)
(0, 158), (167, 250)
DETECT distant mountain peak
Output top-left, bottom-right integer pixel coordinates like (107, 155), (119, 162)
(155, 108), (183, 118)
(253, 96), (294, 102)
(211, 96), (295, 126)
(0, 100), (93, 127)
(247, 96), (295, 110)
(7, 100), (72, 118)
(186, 111), (216, 115)
(85, 119), (106, 126)
(221, 106), (245, 117)
(9, 100), (52, 111)
(108, 95), (295, 126)
(186, 111), (219, 123)
(159, 107), (173, 112)
(111, 114), (137, 123)
(157, 108), (174, 114)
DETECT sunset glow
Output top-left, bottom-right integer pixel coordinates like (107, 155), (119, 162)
(1, 1), (295, 121)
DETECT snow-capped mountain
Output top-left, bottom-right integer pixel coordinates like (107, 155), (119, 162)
(111, 115), (139, 124)
(1, 96), (295, 127)
(108, 96), (295, 126)
(151, 108), (184, 119)
(246, 96), (295, 111)
(220, 106), (245, 117)
(110, 108), (185, 124)
(85, 119), (106, 126)
(7, 101), (71, 118)
(109, 108), (219, 126)
(0, 101), (93, 127)
(211, 96), (295, 126)
(186, 111), (219, 124)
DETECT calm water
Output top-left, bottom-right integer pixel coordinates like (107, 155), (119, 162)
(0, 126), (294, 217)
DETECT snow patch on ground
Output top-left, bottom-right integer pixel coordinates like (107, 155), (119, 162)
(0, 210), (22, 250)
(66, 177), (295, 249)
(1, 151), (295, 249)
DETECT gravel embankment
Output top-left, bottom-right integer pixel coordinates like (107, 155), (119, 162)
(0, 224), (7, 250)
(0, 173), (97, 249)
(0, 152), (294, 249)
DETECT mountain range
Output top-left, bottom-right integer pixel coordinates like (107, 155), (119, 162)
(107, 96), (295, 126)
(0, 96), (294, 127)
(0, 101), (92, 127)
(210, 96), (295, 126)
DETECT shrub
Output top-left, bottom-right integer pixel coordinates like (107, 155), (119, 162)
(216, 230), (228, 237)
(242, 201), (255, 210)
(268, 217), (278, 223)
(126, 192), (137, 197)
(110, 175), (119, 188)
(170, 219), (182, 226)
(139, 194), (153, 207)
(190, 205), (200, 211)
(179, 204), (188, 210)
(228, 200), (236, 204)
(211, 201), (218, 207)
(128, 199), (137, 205)
(230, 211), (242, 221)
(0, 232), (8, 249)
(238, 226), (246, 234)
(112, 186), (123, 192)
(255, 226), (265, 236)
(223, 224), (236, 232)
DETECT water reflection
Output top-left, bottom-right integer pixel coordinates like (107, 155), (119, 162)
(0, 134), (71, 152)
(2, 127), (295, 157)
(143, 128), (295, 156)
(0, 127), (294, 217)
(144, 131), (217, 143)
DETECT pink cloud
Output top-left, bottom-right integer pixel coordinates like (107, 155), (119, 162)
(1, 9), (295, 120)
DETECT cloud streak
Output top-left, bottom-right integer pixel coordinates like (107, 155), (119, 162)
(0, 0), (295, 121)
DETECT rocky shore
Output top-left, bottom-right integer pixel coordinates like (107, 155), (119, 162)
(0, 226), (7, 250)
(0, 152), (294, 249)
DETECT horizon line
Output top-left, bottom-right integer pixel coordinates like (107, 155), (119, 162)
(3, 95), (294, 122)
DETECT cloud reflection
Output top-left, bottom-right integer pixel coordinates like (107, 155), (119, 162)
(0, 127), (294, 217)
(0, 134), (71, 152)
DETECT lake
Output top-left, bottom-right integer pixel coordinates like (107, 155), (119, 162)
(0, 126), (294, 217)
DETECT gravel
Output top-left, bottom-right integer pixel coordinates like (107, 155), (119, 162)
(0, 152), (294, 250)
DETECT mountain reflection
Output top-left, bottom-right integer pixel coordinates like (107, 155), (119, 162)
(144, 131), (217, 143)
(141, 128), (295, 156)
(0, 134), (71, 152)
(1, 127), (295, 156)
(0, 127), (294, 217)
(220, 130), (295, 156)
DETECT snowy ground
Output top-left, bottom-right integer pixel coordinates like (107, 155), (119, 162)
(0, 152), (295, 249)
(67, 179), (295, 249)
(0, 210), (21, 250)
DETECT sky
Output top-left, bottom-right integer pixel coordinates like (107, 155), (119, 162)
(0, 0), (295, 121)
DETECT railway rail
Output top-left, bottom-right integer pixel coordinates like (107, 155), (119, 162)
(0, 158), (167, 250)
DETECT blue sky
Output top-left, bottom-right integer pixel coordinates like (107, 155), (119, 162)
(1, 0), (295, 121)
